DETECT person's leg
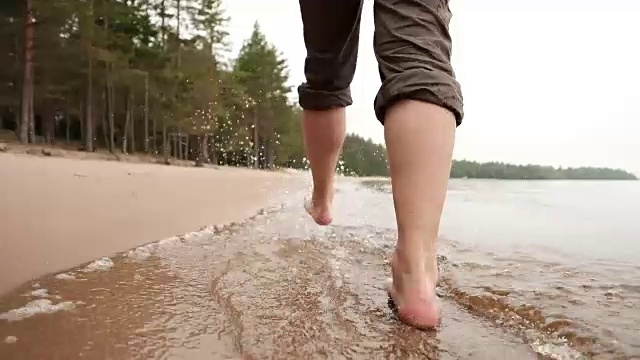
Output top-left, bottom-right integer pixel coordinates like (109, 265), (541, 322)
(298, 0), (363, 225)
(302, 109), (345, 225)
(373, 0), (464, 329)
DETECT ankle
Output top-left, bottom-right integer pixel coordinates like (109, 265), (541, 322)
(392, 248), (426, 275)
(311, 184), (334, 204)
(393, 237), (438, 279)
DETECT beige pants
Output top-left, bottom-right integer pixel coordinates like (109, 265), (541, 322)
(297, 0), (464, 126)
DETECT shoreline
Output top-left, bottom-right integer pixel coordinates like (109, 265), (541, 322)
(0, 138), (284, 172)
(0, 151), (298, 295)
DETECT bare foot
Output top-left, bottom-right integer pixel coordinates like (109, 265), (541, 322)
(304, 191), (333, 226)
(386, 253), (440, 330)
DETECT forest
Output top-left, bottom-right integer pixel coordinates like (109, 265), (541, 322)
(0, 0), (309, 168)
(0, 0), (636, 180)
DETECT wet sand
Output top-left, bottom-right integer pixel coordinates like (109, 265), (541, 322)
(0, 153), (293, 295)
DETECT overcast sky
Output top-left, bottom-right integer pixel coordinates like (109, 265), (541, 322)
(221, 0), (640, 174)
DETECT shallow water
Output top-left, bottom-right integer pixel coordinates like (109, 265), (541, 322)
(1, 177), (638, 359)
(362, 178), (640, 358)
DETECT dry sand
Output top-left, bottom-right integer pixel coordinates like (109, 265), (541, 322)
(0, 152), (294, 295)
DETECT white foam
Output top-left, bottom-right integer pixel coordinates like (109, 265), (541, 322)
(82, 257), (114, 272)
(127, 233), (199, 260)
(54, 273), (76, 280)
(29, 288), (49, 298)
(199, 226), (215, 235)
(127, 244), (155, 260)
(4, 336), (17, 344)
(124, 224), (232, 261)
(158, 236), (181, 247)
(531, 340), (584, 360)
(0, 299), (76, 321)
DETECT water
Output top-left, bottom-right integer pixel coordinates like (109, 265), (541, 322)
(442, 180), (640, 358)
(362, 179), (640, 358)
(1, 177), (639, 359)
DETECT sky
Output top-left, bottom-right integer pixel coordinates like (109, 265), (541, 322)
(221, 0), (640, 175)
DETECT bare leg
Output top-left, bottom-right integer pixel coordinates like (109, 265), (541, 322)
(302, 107), (346, 225)
(385, 100), (456, 329)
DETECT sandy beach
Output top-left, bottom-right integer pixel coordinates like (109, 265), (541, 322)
(0, 152), (294, 295)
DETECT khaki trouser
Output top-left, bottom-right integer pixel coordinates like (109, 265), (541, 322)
(297, 0), (464, 126)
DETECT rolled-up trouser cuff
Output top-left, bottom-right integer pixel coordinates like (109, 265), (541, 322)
(374, 68), (464, 126)
(298, 83), (353, 111)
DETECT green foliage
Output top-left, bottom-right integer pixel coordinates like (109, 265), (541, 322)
(229, 22), (295, 167)
(0, 1), (636, 180)
(340, 134), (388, 177)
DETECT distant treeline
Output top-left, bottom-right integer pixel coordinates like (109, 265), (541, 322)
(450, 160), (638, 180)
(336, 135), (637, 180)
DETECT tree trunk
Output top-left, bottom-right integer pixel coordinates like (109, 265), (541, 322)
(184, 135), (189, 160)
(84, 0), (94, 152)
(27, 96), (35, 143)
(266, 139), (275, 169)
(100, 91), (109, 147)
(19, 0), (34, 143)
(65, 112), (71, 144)
(130, 91), (135, 152)
(203, 135), (210, 163)
(79, 98), (84, 146)
(103, 1), (115, 153)
(195, 134), (208, 167)
(106, 77), (115, 152)
(174, 134), (177, 157)
(144, 73), (149, 153)
(157, 0), (165, 158)
(43, 102), (55, 144)
(185, 135), (190, 160)
(162, 119), (168, 163)
(209, 136), (217, 165)
(86, 75), (94, 151)
(122, 88), (130, 153)
(173, 0), (182, 160)
(152, 108), (157, 154)
(253, 108), (259, 169)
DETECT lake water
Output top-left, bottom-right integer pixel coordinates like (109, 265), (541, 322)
(356, 179), (640, 358)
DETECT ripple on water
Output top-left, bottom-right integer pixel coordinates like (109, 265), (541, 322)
(437, 239), (640, 358)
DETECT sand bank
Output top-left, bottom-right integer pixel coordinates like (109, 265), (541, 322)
(0, 153), (293, 295)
